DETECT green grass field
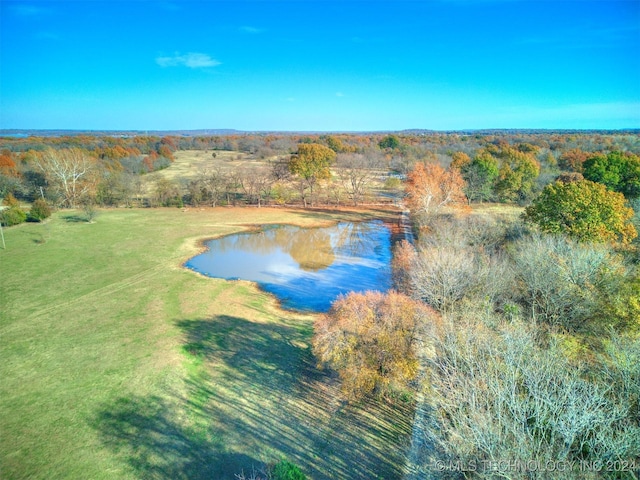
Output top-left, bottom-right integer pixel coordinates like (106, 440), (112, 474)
(0, 206), (411, 480)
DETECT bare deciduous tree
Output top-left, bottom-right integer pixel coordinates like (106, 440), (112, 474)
(335, 152), (383, 206)
(270, 157), (291, 181)
(199, 167), (227, 207)
(511, 234), (615, 330)
(410, 246), (478, 312)
(408, 214), (514, 313)
(224, 170), (242, 206)
(238, 167), (273, 207)
(420, 318), (640, 479)
(35, 148), (97, 207)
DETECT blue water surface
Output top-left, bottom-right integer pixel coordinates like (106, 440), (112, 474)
(185, 221), (392, 312)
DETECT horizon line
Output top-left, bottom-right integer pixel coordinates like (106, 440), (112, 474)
(3, 127), (640, 136)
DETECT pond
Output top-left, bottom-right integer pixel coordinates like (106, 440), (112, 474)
(185, 221), (392, 312)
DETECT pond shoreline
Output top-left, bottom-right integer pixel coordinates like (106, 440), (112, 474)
(179, 205), (403, 269)
(182, 211), (398, 313)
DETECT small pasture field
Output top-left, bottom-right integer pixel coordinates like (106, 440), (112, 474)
(0, 206), (411, 480)
(158, 150), (270, 182)
(148, 150), (399, 205)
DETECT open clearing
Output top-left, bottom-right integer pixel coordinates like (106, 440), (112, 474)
(148, 150), (398, 204)
(0, 206), (410, 480)
(155, 150), (270, 183)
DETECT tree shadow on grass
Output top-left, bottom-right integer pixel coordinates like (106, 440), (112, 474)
(27, 232), (47, 244)
(92, 314), (413, 479)
(175, 315), (414, 480)
(177, 315), (319, 387)
(92, 394), (263, 480)
(61, 214), (86, 223)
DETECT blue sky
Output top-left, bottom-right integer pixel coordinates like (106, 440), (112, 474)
(1, 0), (639, 131)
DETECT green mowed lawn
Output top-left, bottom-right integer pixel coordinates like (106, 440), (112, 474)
(0, 207), (411, 480)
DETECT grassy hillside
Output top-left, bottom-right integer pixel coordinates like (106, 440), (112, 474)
(0, 206), (410, 480)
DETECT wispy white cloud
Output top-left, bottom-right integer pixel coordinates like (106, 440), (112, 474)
(335, 92), (345, 97)
(156, 52), (220, 69)
(240, 26), (264, 34)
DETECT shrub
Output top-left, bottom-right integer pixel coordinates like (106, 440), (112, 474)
(392, 240), (417, 294)
(82, 201), (98, 222)
(28, 198), (52, 222)
(271, 183), (293, 205)
(271, 460), (306, 480)
(2, 192), (19, 207)
(0, 206), (27, 226)
(0, 173), (25, 199)
(384, 176), (402, 189)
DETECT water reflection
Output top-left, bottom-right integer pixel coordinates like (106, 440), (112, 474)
(185, 221), (392, 312)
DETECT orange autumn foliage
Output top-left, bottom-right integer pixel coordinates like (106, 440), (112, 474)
(391, 240), (417, 295)
(313, 290), (434, 400)
(0, 151), (18, 176)
(450, 151), (471, 170)
(405, 162), (466, 218)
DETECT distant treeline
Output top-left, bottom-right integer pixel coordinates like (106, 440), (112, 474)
(1, 131), (639, 211)
(2, 130), (640, 157)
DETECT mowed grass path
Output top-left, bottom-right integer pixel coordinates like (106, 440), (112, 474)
(0, 207), (411, 480)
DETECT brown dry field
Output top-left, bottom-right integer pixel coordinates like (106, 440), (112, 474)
(146, 149), (397, 202)
(161, 149), (272, 181)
